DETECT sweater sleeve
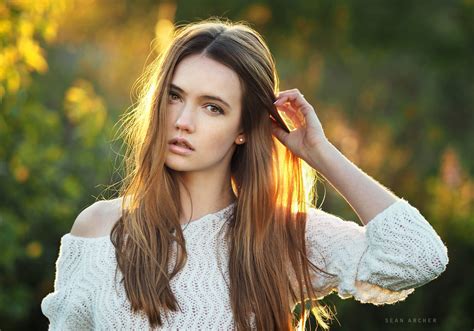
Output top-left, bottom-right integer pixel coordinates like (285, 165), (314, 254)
(304, 198), (449, 305)
(40, 234), (98, 330)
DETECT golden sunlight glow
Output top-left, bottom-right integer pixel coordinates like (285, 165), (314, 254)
(154, 19), (175, 52)
(153, 3), (176, 53)
(63, 79), (107, 146)
(1, 0), (68, 98)
(141, 79), (157, 124)
(64, 80), (106, 126)
(273, 138), (317, 213)
(302, 159), (317, 207)
(277, 109), (294, 131)
(26, 241), (43, 258)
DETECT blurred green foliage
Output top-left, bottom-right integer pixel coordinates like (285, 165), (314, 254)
(0, 0), (472, 330)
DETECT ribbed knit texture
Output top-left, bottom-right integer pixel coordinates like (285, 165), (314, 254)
(41, 198), (448, 330)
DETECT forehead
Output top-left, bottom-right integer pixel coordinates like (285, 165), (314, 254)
(171, 54), (242, 107)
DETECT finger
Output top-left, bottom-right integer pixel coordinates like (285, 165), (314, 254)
(275, 91), (305, 106)
(275, 103), (305, 127)
(275, 96), (308, 124)
(276, 93), (322, 133)
(270, 117), (288, 141)
(274, 91), (313, 116)
(276, 88), (300, 97)
(275, 88), (303, 99)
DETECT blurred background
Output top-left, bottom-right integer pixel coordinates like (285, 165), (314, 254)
(1, 0), (472, 330)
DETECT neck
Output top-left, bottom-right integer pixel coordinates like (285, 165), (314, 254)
(176, 171), (237, 224)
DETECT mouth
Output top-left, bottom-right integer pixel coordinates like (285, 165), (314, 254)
(168, 142), (194, 155)
(168, 138), (195, 151)
(171, 141), (193, 149)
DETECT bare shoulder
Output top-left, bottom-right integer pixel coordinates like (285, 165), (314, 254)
(69, 197), (123, 238)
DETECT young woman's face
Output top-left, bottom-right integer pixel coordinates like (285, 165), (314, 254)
(165, 53), (245, 173)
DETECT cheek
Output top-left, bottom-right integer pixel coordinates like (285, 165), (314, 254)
(204, 131), (232, 148)
(201, 129), (237, 154)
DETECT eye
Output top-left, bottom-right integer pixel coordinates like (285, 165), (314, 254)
(168, 91), (181, 102)
(205, 104), (224, 115)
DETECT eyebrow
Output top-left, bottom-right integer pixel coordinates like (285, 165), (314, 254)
(169, 83), (232, 109)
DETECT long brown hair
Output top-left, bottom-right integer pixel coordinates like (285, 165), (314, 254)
(110, 17), (337, 330)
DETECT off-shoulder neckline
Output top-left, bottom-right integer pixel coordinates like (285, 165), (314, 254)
(63, 201), (237, 242)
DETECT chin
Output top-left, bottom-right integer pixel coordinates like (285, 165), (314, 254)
(165, 160), (193, 172)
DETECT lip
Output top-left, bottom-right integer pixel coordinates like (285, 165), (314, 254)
(168, 143), (194, 155)
(168, 144), (193, 155)
(168, 137), (195, 151)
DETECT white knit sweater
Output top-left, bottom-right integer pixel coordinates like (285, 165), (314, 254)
(41, 198), (448, 330)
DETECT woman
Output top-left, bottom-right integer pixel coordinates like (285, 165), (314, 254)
(41, 18), (449, 330)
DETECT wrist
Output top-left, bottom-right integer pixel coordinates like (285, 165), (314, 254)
(305, 140), (338, 175)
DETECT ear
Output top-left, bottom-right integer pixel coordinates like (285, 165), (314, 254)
(235, 134), (245, 145)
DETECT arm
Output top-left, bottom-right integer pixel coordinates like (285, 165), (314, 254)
(271, 88), (405, 224)
(272, 89), (448, 303)
(304, 202), (448, 304)
(306, 141), (398, 225)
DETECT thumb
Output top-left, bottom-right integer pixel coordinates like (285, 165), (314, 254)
(271, 121), (286, 142)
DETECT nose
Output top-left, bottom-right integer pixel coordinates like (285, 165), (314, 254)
(174, 105), (195, 133)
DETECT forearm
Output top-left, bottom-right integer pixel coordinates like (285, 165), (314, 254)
(306, 141), (399, 225)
